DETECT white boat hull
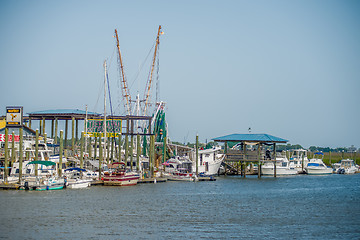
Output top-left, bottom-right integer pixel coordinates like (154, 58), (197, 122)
(67, 179), (92, 189)
(305, 167), (333, 175)
(261, 167), (298, 175)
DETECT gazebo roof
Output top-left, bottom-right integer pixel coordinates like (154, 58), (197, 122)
(212, 133), (288, 143)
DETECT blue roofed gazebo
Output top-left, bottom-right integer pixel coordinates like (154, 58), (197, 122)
(212, 133), (289, 177)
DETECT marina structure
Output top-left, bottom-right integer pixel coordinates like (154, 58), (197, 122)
(212, 133), (289, 177)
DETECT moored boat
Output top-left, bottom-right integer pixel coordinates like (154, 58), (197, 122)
(193, 146), (224, 176)
(103, 162), (140, 186)
(261, 151), (298, 175)
(305, 152), (332, 175)
(333, 159), (357, 174)
(64, 167), (93, 189)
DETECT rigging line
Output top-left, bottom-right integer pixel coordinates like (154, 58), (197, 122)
(107, 45), (117, 71)
(156, 42), (160, 103)
(106, 72), (117, 134)
(128, 42), (156, 91)
(143, 40), (159, 111)
(93, 78), (104, 114)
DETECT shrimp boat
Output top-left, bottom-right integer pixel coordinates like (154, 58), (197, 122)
(103, 162), (140, 186)
(193, 146), (224, 176)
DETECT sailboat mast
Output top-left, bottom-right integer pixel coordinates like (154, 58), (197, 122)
(103, 60), (107, 156)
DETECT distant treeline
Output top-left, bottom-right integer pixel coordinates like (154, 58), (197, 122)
(275, 144), (357, 153)
(173, 141), (358, 153)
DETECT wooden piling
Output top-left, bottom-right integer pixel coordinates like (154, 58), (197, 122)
(125, 134), (129, 166)
(130, 135), (134, 171)
(111, 137), (114, 163)
(51, 119), (54, 139)
(107, 136), (110, 164)
(94, 135), (98, 160)
(258, 143), (261, 178)
(196, 135), (199, 176)
(72, 117), (75, 152)
(118, 133), (122, 162)
(273, 143), (277, 178)
(150, 135), (155, 177)
(42, 117), (45, 137)
(163, 136), (167, 164)
(44, 133), (47, 147)
(29, 118), (32, 129)
(88, 136), (92, 159)
(59, 130), (63, 177)
(4, 128), (9, 181)
(35, 129), (39, 176)
(55, 118), (58, 144)
(80, 131), (84, 169)
(136, 134), (140, 171)
(99, 134), (103, 181)
(65, 120), (68, 149)
(11, 132), (15, 165)
(76, 119), (79, 142)
(19, 128), (23, 183)
(39, 119), (42, 135)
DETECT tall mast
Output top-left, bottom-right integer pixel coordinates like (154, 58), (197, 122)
(103, 60), (107, 154)
(115, 29), (131, 115)
(143, 25), (162, 116)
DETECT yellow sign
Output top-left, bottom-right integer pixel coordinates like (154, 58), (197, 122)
(6, 106), (23, 127)
(86, 132), (120, 137)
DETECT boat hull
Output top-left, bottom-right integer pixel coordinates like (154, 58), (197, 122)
(103, 174), (140, 186)
(305, 167), (333, 175)
(67, 179), (92, 189)
(261, 167), (298, 175)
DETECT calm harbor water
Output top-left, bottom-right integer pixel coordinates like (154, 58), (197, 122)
(0, 174), (359, 239)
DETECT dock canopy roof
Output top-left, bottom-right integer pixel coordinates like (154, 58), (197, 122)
(212, 133), (288, 143)
(27, 109), (101, 120)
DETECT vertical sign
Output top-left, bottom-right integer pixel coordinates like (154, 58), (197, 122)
(6, 106), (23, 127)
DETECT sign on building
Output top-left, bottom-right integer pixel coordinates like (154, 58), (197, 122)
(6, 106), (23, 127)
(86, 119), (122, 137)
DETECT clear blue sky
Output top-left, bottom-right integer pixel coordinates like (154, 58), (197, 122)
(0, 0), (359, 149)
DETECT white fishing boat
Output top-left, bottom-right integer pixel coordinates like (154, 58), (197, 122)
(305, 152), (332, 175)
(20, 161), (66, 190)
(64, 168), (93, 188)
(193, 146), (224, 176)
(164, 156), (194, 181)
(261, 151), (298, 175)
(289, 149), (309, 173)
(333, 159), (357, 174)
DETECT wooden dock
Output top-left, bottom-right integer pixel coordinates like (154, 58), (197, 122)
(0, 183), (20, 190)
(138, 178), (167, 184)
(197, 176), (216, 181)
(91, 180), (104, 186)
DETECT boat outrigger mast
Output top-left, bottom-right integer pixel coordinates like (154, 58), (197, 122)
(143, 25), (162, 116)
(115, 29), (132, 115)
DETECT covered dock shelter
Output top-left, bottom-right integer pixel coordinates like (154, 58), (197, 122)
(212, 133), (288, 177)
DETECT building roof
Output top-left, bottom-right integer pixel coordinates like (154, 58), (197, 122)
(27, 109), (101, 120)
(212, 133), (288, 143)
